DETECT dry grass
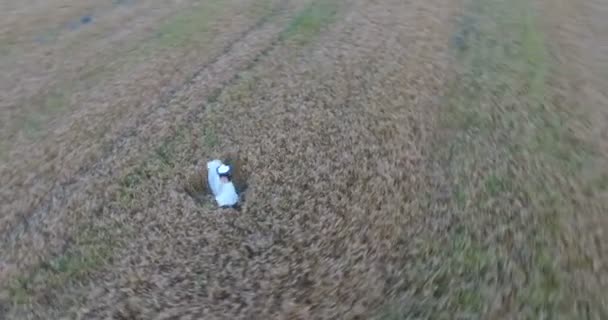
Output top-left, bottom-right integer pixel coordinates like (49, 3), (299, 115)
(1, 0), (608, 318)
(375, 0), (608, 317)
(0, 0), (289, 267)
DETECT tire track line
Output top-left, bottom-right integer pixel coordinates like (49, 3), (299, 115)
(1, 0), (296, 254)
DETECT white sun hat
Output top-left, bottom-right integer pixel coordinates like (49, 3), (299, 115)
(217, 164), (231, 176)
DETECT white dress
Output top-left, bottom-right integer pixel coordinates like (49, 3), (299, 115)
(207, 160), (239, 207)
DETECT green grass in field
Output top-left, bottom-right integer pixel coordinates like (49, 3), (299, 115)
(0, 36), (18, 57)
(438, 0), (561, 315)
(22, 92), (68, 138)
(8, 129), (192, 305)
(6, 0), (278, 145)
(7, 224), (121, 305)
(378, 0), (595, 317)
(155, 0), (225, 49)
(281, 1), (338, 45)
(116, 134), (183, 208)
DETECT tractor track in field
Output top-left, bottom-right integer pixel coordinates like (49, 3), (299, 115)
(0, 0), (299, 270)
(86, 0), (292, 166)
(3, 0), (608, 318)
(4, 0), (458, 317)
